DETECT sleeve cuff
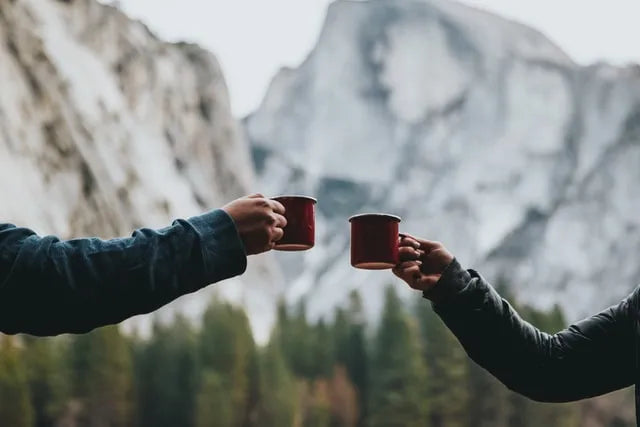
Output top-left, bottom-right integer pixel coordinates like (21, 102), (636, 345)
(423, 258), (473, 306)
(187, 209), (247, 284)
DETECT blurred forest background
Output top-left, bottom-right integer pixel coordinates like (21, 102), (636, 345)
(0, 285), (633, 427)
(1, 0), (639, 425)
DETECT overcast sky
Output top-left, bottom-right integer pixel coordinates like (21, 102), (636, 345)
(113, 0), (640, 117)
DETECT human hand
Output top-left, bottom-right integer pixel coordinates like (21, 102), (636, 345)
(392, 235), (454, 294)
(222, 194), (287, 255)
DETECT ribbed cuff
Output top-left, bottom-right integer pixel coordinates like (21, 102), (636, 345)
(423, 258), (472, 305)
(187, 209), (247, 284)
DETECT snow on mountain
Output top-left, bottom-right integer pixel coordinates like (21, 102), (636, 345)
(3, 0), (639, 337)
(245, 0), (640, 323)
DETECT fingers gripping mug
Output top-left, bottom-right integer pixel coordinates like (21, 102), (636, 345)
(349, 213), (401, 269)
(272, 195), (317, 251)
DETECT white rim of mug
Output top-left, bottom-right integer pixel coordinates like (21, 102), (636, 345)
(348, 213), (401, 222)
(271, 195), (317, 203)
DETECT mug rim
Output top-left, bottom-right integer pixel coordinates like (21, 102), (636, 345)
(349, 213), (401, 222)
(271, 195), (317, 203)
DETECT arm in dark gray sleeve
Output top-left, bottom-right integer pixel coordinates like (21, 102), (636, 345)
(0, 209), (246, 335)
(428, 259), (636, 402)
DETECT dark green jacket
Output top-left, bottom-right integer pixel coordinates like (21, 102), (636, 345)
(429, 259), (638, 425)
(0, 209), (246, 335)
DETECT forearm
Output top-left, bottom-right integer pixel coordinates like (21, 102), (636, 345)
(429, 260), (635, 402)
(0, 209), (247, 335)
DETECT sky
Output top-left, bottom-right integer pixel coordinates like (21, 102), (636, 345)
(112, 0), (640, 117)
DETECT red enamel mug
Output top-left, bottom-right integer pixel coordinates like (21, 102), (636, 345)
(272, 195), (317, 251)
(349, 213), (401, 269)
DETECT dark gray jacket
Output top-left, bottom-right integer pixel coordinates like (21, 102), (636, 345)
(0, 209), (246, 335)
(429, 259), (639, 426)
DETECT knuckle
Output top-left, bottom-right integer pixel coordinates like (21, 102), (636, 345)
(255, 198), (270, 208)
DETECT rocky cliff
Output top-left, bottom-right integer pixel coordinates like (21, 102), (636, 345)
(245, 0), (640, 322)
(0, 0), (281, 341)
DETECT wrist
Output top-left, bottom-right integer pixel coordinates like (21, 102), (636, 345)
(187, 209), (248, 282)
(423, 258), (471, 305)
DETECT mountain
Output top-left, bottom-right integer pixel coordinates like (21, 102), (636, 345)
(0, 0), (282, 342)
(3, 0), (639, 339)
(245, 0), (640, 323)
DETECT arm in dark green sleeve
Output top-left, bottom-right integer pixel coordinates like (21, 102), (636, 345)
(0, 209), (246, 335)
(428, 259), (636, 402)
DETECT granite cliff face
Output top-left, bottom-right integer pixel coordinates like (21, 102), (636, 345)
(4, 0), (640, 336)
(245, 0), (640, 322)
(0, 0), (281, 341)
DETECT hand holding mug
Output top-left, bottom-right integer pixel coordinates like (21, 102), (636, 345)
(393, 235), (454, 293)
(222, 194), (287, 255)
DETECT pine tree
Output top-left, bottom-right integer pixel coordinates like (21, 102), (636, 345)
(199, 298), (256, 427)
(333, 307), (350, 367)
(343, 291), (368, 425)
(332, 291), (369, 425)
(276, 299), (315, 378)
(0, 336), (35, 427)
(68, 325), (133, 427)
(466, 360), (512, 427)
(128, 327), (144, 427)
(195, 370), (233, 427)
(368, 286), (428, 426)
(258, 333), (297, 427)
(245, 341), (261, 427)
(136, 316), (199, 427)
(22, 335), (68, 427)
(310, 319), (334, 379)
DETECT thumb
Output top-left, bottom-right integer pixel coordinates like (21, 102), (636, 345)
(247, 193), (264, 199)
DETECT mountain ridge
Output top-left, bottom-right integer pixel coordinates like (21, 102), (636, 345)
(245, 0), (640, 323)
(0, 0), (282, 342)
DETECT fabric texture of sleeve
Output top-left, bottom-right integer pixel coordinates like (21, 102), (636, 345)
(429, 259), (637, 402)
(0, 209), (247, 335)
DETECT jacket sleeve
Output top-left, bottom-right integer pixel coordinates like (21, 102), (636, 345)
(0, 209), (247, 336)
(427, 259), (637, 402)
